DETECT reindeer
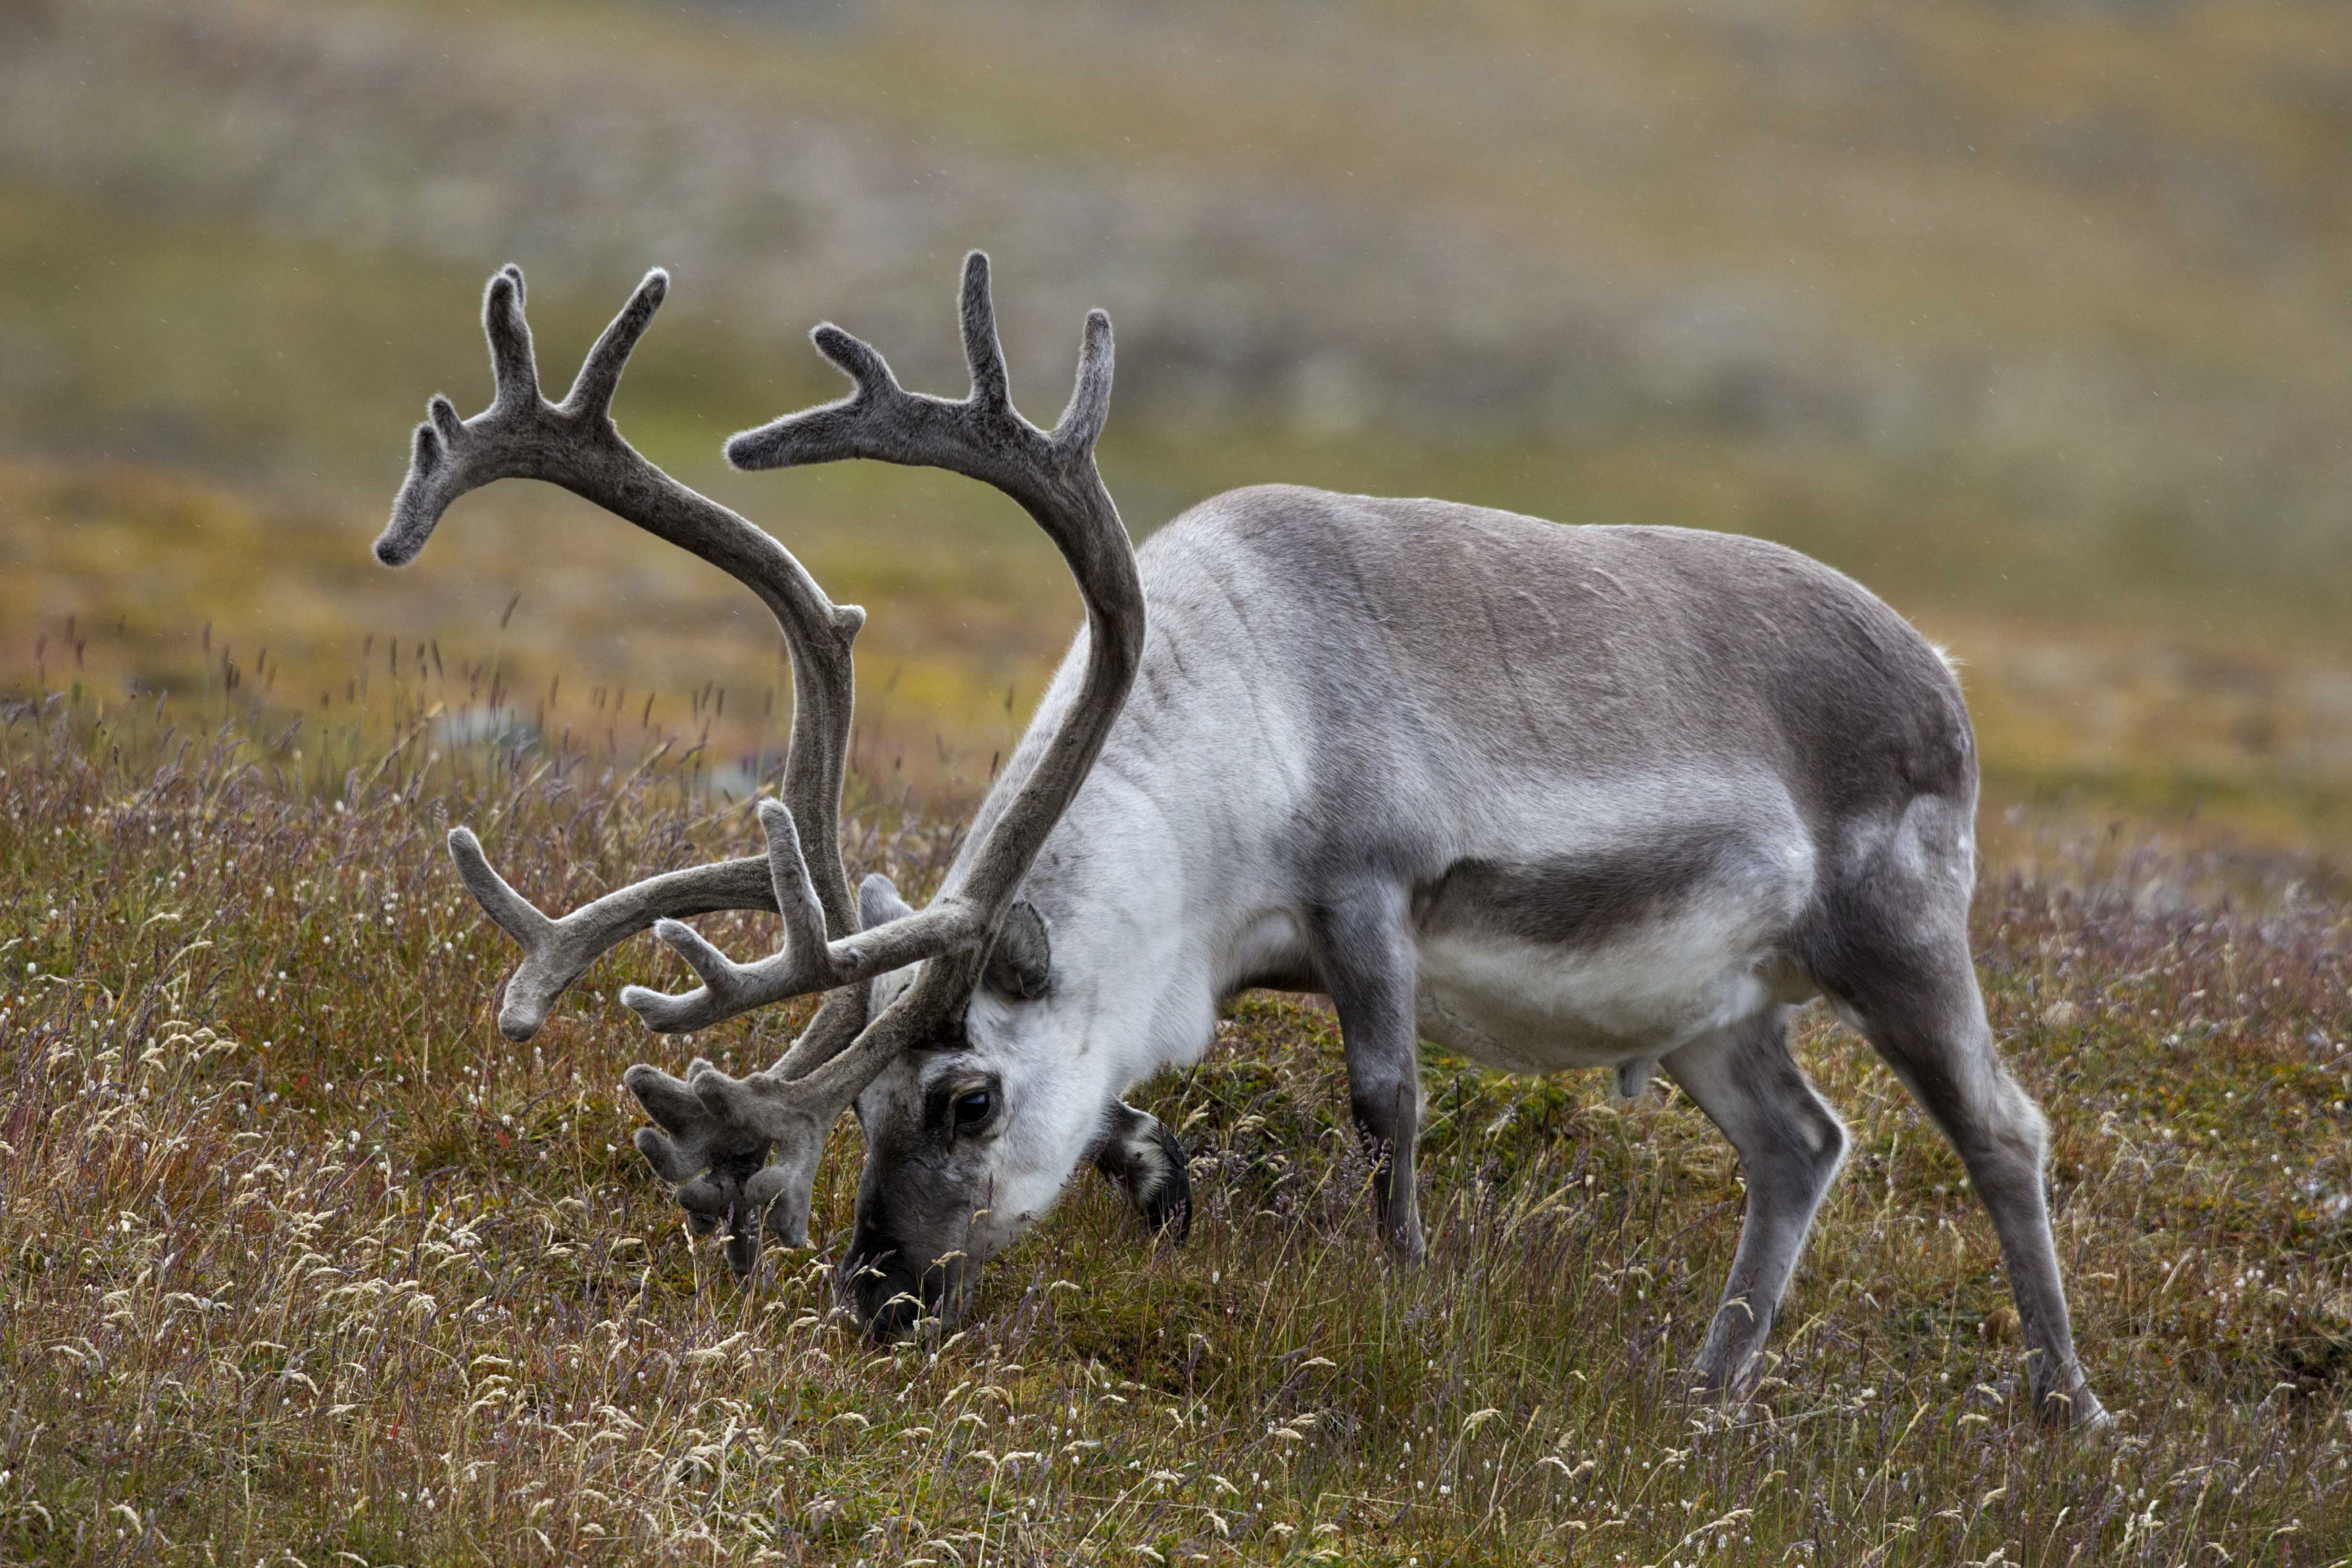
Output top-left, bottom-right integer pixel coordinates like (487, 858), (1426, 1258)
(374, 256), (2106, 1428)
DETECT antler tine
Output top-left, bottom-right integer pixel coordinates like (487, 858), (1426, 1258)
(957, 250), (1014, 417)
(618, 884), (982, 1034)
(628, 797), (829, 1021)
(443, 829), (783, 1042)
(484, 264), (541, 410)
(1051, 308), (1115, 458)
(563, 268), (668, 421)
(446, 827), (555, 951)
(753, 797), (830, 971)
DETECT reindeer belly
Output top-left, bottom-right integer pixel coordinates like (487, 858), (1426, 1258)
(1413, 926), (1774, 1073)
(1409, 833), (1811, 1075)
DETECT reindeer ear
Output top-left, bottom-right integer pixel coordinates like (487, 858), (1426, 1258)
(858, 872), (917, 930)
(982, 900), (1052, 1000)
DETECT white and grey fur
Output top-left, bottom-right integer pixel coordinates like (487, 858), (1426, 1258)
(839, 483), (2105, 1429)
(376, 258), (2103, 1430)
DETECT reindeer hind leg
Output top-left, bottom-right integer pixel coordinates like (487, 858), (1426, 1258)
(1803, 799), (2106, 1429)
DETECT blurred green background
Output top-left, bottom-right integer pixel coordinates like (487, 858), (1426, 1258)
(4, 0), (2350, 875)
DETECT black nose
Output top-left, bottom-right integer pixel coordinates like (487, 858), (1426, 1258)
(837, 1232), (937, 1339)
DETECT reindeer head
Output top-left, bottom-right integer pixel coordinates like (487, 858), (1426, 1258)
(376, 254), (1147, 1317)
(821, 875), (1192, 1334)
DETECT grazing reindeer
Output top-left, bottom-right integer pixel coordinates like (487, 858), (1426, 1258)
(376, 256), (2106, 1428)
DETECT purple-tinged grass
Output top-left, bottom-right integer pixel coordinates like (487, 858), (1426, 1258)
(0, 681), (2347, 1565)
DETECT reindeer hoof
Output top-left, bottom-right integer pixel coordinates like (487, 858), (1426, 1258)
(2040, 1386), (2114, 1436)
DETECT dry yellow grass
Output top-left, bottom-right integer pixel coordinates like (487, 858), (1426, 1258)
(2, 654), (2347, 1564)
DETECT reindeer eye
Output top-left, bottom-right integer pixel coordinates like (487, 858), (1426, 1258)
(952, 1088), (994, 1133)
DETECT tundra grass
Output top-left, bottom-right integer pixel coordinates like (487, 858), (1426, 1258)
(12, 452), (2352, 882)
(1, 680), (2349, 1566)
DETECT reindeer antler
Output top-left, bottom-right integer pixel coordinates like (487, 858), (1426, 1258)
(617, 253), (1140, 1033)
(443, 832), (774, 1043)
(378, 266), (914, 1263)
(620, 253), (1145, 1270)
(378, 265), (900, 1046)
(380, 257), (1141, 1276)
(740, 255), (1139, 925)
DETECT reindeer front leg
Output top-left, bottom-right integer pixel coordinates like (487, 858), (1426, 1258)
(1092, 1100), (1192, 1240)
(1310, 882), (1426, 1261)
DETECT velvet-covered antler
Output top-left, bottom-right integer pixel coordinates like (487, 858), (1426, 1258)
(444, 834), (774, 1044)
(618, 253), (1145, 1270)
(376, 265), (989, 1268)
(378, 257), (1143, 1277)
(616, 253), (1139, 1032)
(377, 266), (895, 1050)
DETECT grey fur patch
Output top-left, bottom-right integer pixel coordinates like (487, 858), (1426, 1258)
(1417, 830), (1747, 949)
